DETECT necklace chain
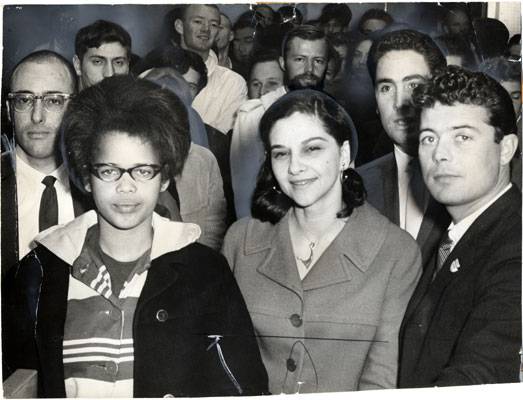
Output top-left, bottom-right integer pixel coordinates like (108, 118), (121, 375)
(292, 211), (336, 270)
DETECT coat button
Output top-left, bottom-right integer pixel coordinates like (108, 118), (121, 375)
(286, 358), (297, 372)
(290, 314), (303, 327)
(156, 309), (168, 322)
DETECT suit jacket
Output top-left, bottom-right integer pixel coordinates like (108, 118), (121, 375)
(1, 151), (91, 276)
(2, 212), (268, 396)
(222, 203), (422, 393)
(398, 187), (522, 387)
(157, 143), (227, 251)
(357, 152), (450, 264)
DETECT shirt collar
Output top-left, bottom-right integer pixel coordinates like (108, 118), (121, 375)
(448, 183), (512, 245)
(393, 145), (413, 173)
(205, 50), (218, 75)
(16, 152), (69, 188)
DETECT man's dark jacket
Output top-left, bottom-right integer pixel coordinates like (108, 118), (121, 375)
(2, 240), (269, 397)
(357, 152), (450, 264)
(398, 187), (522, 387)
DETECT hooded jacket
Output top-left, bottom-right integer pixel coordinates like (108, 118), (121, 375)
(2, 211), (268, 397)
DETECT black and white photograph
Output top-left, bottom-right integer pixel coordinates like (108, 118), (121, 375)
(1, 1), (522, 398)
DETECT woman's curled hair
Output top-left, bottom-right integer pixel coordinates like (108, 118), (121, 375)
(251, 89), (366, 223)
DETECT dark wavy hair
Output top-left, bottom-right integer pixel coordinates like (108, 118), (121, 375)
(133, 45), (208, 92)
(251, 89), (365, 223)
(412, 65), (517, 143)
(75, 20), (131, 61)
(367, 29), (446, 83)
(319, 4), (352, 27)
(61, 75), (191, 193)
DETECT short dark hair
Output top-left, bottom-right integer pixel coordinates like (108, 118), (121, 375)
(367, 29), (446, 83)
(61, 75), (191, 192)
(233, 11), (257, 31)
(282, 24), (330, 60)
(75, 20), (132, 61)
(412, 65), (517, 142)
(134, 45), (208, 92)
(358, 8), (393, 33)
(508, 34), (521, 49)
(252, 89), (364, 223)
(10, 50), (77, 91)
(319, 4), (352, 27)
(248, 49), (281, 80)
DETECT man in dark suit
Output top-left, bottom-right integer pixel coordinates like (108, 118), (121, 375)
(1, 50), (90, 276)
(399, 66), (521, 387)
(357, 29), (450, 260)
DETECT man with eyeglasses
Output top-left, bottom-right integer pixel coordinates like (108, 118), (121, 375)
(1, 50), (91, 276)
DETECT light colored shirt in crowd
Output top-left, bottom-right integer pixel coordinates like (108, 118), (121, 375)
(230, 85), (288, 218)
(192, 50), (247, 134)
(16, 154), (75, 259)
(395, 146), (428, 240)
(447, 183), (512, 252)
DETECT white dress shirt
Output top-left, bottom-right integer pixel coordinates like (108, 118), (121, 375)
(447, 183), (512, 251)
(395, 146), (428, 239)
(192, 50), (247, 134)
(16, 155), (75, 259)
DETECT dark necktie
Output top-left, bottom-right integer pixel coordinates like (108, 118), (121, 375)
(433, 231), (453, 281)
(39, 176), (58, 232)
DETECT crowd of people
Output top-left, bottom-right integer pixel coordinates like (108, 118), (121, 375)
(1, 2), (521, 397)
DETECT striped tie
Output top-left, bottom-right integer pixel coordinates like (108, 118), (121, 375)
(433, 231), (453, 281)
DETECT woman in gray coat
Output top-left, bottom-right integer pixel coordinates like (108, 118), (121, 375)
(222, 90), (421, 394)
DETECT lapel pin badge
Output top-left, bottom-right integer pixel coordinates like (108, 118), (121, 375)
(450, 259), (460, 273)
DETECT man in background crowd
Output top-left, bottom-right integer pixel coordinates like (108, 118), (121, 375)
(231, 24), (330, 217)
(1, 51), (91, 276)
(214, 12), (234, 68)
(73, 19), (131, 91)
(174, 4), (247, 134)
(358, 29), (450, 260)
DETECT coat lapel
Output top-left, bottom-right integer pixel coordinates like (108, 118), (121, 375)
(303, 204), (384, 291)
(34, 248), (69, 397)
(1, 152), (19, 275)
(382, 155), (399, 224)
(416, 198), (450, 266)
(403, 186), (521, 325)
(136, 256), (180, 310)
(254, 214), (303, 297)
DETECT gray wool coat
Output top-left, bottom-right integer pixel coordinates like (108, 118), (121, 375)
(222, 202), (422, 394)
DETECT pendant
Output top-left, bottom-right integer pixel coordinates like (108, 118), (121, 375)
(298, 242), (315, 269)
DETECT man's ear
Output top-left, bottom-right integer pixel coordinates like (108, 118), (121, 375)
(160, 178), (170, 192)
(279, 56), (286, 71)
(174, 19), (184, 36)
(6, 100), (12, 123)
(228, 30), (234, 43)
(499, 133), (519, 165)
(72, 55), (82, 77)
(84, 180), (91, 193)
